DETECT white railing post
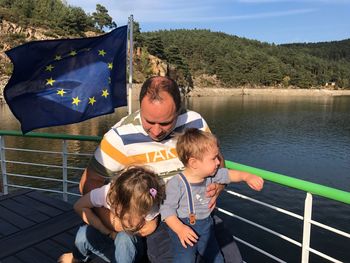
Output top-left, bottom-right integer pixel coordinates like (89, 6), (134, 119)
(301, 192), (313, 263)
(0, 136), (8, 194)
(62, 140), (68, 201)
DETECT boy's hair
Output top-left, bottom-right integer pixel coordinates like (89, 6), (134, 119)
(107, 166), (165, 233)
(176, 128), (218, 166)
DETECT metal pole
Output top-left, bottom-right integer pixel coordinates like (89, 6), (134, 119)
(301, 192), (313, 263)
(0, 136), (8, 194)
(128, 14), (134, 115)
(62, 140), (68, 201)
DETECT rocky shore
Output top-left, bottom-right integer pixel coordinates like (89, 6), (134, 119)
(2, 83), (350, 105)
(186, 87), (350, 97)
(129, 84), (350, 100)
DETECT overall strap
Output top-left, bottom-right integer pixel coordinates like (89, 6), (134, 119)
(178, 173), (196, 225)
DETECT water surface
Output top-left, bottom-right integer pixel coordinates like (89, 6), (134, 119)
(1, 95), (349, 262)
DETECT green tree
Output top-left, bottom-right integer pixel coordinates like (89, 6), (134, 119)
(133, 20), (144, 48)
(92, 4), (116, 31)
(144, 35), (166, 59)
(60, 7), (92, 35)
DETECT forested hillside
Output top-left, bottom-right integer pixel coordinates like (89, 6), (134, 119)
(1, 0), (349, 91)
(142, 30), (350, 88)
(0, 0), (116, 36)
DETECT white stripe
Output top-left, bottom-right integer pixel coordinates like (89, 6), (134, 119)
(94, 145), (124, 171)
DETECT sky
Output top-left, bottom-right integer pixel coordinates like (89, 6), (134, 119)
(66, 0), (350, 44)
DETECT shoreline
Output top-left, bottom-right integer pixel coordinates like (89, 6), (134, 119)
(1, 85), (350, 105)
(186, 87), (350, 97)
(129, 85), (350, 100)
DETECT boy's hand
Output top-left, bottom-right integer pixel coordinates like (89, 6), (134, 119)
(176, 224), (198, 248)
(245, 174), (264, 191)
(206, 183), (225, 210)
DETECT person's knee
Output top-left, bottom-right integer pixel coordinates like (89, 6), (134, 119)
(75, 225), (88, 247)
(115, 232), (138, 248)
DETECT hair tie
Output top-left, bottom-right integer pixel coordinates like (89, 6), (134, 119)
(150, 188), (157, 198)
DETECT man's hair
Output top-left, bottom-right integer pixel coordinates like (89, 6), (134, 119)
(107, 166), (165, 233)
(176, 128), (218, 166)
(139, 76), (181, 112)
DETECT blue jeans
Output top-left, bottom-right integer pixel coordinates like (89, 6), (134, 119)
(73, 224), (145, 263)
(167, 216), (224, 263)
(146, 214), (242, 263)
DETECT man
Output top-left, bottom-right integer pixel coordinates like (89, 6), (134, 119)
(80, 76), (243, 262)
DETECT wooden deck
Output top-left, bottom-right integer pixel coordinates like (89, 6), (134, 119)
(0, 189), (83, 262)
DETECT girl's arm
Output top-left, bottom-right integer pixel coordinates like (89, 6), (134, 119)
(74, 193), (114, 236)
(228, 169), (264, 191)
(165, 215), (198, 248)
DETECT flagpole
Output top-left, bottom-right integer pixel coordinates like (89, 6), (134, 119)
(128, 15), (134, 115)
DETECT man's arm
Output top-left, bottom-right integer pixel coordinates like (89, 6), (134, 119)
(79, 166), (105, 194)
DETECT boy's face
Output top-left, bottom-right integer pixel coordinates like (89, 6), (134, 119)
(195, 145), (221, 178)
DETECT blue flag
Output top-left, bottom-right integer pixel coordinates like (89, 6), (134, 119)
(4, 26), (128, 134)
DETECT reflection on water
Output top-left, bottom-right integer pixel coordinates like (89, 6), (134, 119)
(1, 95), (350, 262)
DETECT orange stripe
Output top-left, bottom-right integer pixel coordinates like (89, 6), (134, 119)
(101, 139), (178, 165)
(101, 139), (132, 165)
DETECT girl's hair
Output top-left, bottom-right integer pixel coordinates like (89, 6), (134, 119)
(107, 166), (165, 233)
(176, 128), (218, 166)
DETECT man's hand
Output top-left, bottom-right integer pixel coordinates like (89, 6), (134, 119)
(176, 224), (198, 248)
(206, 183), (225, 210)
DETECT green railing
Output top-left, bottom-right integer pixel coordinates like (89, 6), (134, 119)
(1, 130), (349, 204)
(0, 130), (102, 142)
(225, 160), (350, 205)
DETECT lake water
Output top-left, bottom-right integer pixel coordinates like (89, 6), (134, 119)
(1, 95), (349, 262)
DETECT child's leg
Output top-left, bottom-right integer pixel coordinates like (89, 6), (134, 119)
(167, 226), (197, 263)
(74, 224), (114, 262)
(195, 217), (224, 263)
(113, 232), (145, 263)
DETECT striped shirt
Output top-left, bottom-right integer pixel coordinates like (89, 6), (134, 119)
(88, 109), (210, 181)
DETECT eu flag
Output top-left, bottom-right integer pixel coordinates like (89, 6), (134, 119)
(4, 26), (128, 134)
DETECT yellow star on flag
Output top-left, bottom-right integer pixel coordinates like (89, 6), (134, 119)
(57, 89), (66, 96)
(98, 50), (107, 56)
(88, 97), (96, 105)
(108, 63), (113, 70)
(45, 65), (54, 72)
(46, 77), (56, 86)
(54, 55), (62, 61)
(72, 96), (81, 106)
(70, 50), (77, 56)
(102, 89), (109, 98)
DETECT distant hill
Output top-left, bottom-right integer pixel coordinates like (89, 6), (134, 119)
(142, 30), (350, 89)
(1, 0), (349, 95)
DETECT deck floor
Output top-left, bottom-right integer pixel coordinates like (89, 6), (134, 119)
(0, 189), (84, 262)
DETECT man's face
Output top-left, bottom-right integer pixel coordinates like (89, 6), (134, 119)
(140, 91), (178, 142)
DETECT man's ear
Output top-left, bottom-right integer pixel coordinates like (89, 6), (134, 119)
(188, 157), (198, 169)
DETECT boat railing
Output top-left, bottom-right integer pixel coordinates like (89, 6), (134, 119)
(1, 130), (349, 263)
